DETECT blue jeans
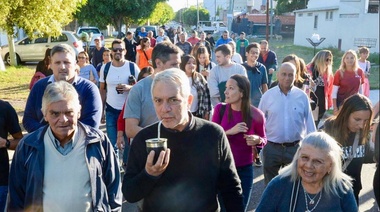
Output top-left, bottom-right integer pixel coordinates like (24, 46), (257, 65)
(237, 164), (254, 211)
(0, 186), (7, 212)
(105, 103), (121, 155)
(120, 134), (130, 165)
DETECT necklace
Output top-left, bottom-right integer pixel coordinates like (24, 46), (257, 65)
(305, 192), (318, 205)
(303, 189), (322, 212)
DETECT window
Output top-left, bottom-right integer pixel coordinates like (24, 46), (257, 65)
(326, 11), (333, 20)
(51, 34), (68, 43)
(368, 0), (379, 13)
(298, 13), (303, 17)
(34, 37), (48, 43)
(314, 15), (318, 29)
(307, 13), (313, 16)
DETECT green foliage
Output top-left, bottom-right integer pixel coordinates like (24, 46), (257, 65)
(275, 0), (309, 15)
(139, 2), (175, 25)
(181, 6), (210, 26)
(0, 0), (86, 37)
(75, 0), (166, 32)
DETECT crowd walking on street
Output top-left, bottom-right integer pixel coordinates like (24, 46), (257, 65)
(1, 28), (379, 212)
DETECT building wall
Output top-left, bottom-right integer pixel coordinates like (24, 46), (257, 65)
(294, 0), (379, 53)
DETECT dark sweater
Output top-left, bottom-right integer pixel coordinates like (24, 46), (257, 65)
(123, 117), (244, 212)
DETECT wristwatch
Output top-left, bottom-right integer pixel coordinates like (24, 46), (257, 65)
(5, 139), (10, 149)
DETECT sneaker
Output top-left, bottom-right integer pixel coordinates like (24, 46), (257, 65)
(254, 158), (262, 167)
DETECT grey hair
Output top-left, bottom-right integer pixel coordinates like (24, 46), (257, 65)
(41, 81), (81, 116)
(279, 132), (353, 196)
(151, 68), (190, 99)
(50, 44), (76, 59)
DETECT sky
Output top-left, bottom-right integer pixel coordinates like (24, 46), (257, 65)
(167, 0), (199, 12)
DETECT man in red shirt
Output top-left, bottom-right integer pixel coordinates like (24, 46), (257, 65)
(187, 30), (200, 46)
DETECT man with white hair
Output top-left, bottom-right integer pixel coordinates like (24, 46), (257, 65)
(258, 62), (316, 185)
(123, 69), (244, 211)
(8, 81), (122, 211)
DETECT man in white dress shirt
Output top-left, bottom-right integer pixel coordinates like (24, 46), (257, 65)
(258, 62), (316, 185)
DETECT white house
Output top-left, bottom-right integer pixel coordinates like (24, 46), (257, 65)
(294, 0), (379, 53)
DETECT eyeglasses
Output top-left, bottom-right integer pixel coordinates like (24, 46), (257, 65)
(326, 58), (332, 62)
(112, 48), (124, 52)
(78, 56), (86, 59)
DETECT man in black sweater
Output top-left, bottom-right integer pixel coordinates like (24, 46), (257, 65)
(123, 68), (244, 211)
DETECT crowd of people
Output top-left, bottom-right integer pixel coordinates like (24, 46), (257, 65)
(0, 27), (378, 212)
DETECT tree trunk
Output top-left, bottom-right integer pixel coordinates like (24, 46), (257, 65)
(7, 34), (17, 66)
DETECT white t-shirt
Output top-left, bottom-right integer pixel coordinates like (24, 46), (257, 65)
(188, 76), (198, 113)
(99, 62), (140, 110)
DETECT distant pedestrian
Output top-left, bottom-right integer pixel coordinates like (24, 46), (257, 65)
(258, 62), (316, 185)
(91, 36), (105, 68)
(216, 30), (233, 47)
(357, 47), (371, 97)
(187, 30), (200, 46)
(332, 49), (365, 114)
(180, 55), (211, 120)
(123, 31), (137, 62)
(176, 32), (192, 55)
(236, 32), (249, 62)
(99, 39), (140, 154)
(212, 74), (266, 210)
(208, 44), (247, 106)
(77, 51), (99, 84)
(258, 40), (278, 87)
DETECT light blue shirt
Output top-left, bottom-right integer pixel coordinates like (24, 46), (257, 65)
(79, 64), (99, 83)
(258, 85), (316, 143)
(46, 126), (81, 155)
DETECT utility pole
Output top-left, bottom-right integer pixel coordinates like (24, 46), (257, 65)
(197, 0), (200, 31)
(265, 0), (269, 41)
(227, 0), (234, 32)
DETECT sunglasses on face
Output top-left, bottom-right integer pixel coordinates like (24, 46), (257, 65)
(326, 58), (331, 62)
(78, 56), (86, 59)
(112, 48), (124, 52)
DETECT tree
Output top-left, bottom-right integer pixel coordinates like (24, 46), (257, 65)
(75, 0), (166, 34)
(175, 6), (210, 27)
(0, 0), (85, 66)
(139, 2), (175, 26)
(275, 0), (309, 14)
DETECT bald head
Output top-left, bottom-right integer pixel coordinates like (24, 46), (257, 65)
(277, 62), (296, 93)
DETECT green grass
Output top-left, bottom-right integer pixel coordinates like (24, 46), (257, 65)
(0, 66), (33, 101)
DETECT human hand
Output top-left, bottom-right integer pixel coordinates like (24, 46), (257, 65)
(117, 135), (125, 150)
(244, 134), (262, 146)
(201, 69), (209, 77)
(227, 122), (248, 135)
(333, 108), (339, 115)
(145, 149), (171, 177)
(269, 68), (274, 74)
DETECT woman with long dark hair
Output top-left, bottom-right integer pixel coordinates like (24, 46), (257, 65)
(212, 74), (266, 211)
(324, 94), (373, 205)
(195, 46), (215, 79)
(180, 55), (212, 120)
